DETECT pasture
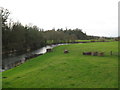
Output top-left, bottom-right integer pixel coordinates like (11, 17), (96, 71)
(2, 41), (118, 88)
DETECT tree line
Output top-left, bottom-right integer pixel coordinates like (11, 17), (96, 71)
(1, 7), (102, 54)
(2, 22), (92, 54)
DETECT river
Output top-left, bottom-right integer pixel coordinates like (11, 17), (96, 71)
(1, 43), (68, 71)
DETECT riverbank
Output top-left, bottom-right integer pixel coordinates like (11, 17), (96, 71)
(2, 41), (118, 88)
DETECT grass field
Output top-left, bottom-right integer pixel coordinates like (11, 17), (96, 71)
(2, 41), (118, 88)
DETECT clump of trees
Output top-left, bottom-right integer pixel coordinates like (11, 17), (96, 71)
(2, 22), (46, 54)
(43, 28), (88, 44)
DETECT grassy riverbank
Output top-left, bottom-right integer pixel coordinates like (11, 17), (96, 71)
(2, 41), (118, 88)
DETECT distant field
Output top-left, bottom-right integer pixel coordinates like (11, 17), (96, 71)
(75, 39), (115, 42)
(2, 41), (118, 88)
(46, 39), (115, 44)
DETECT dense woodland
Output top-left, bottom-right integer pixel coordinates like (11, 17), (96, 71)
(1, 7), (114, 54)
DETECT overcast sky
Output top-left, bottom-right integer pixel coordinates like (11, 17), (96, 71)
(0, 0), (119, 37)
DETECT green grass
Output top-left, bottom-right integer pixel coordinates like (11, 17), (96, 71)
(75, 40), (91, 42)
(2, 41), (118, 88)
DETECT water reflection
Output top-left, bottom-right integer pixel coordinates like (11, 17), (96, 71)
(2, 43), (68, 71)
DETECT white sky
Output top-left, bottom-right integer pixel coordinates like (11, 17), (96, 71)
(0, 0), (119, 37)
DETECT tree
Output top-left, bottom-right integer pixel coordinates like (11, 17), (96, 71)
(1, 7), (11, 53)
(0, 7), (10, 28)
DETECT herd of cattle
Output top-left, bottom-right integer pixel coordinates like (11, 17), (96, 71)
(83, 52), (104, 56)
(64, 50), (105, 56)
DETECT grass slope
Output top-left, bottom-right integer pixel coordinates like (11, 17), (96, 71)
(2, 42), (118, 88)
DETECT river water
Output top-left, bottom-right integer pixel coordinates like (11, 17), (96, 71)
(1, 43), (68, 71)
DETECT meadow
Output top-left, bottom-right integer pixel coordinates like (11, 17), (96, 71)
(2, 41), (118, 88)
